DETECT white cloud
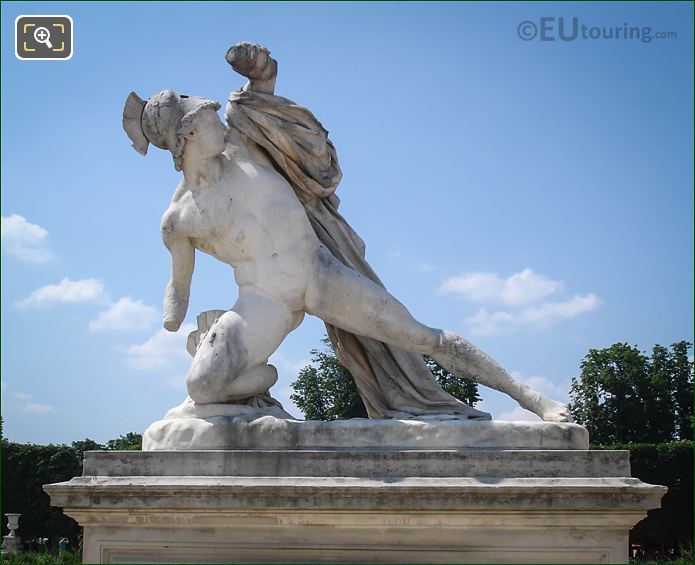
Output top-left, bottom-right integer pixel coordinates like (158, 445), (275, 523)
(439, 272), (504, 303)
(125, 323), (195, 372)
(18, 277), (157, 334)
(466, 293), (602, 336)
(418, 262), (437, 272)
(16, 278), (109, 309)
(516, 293), (602, 325)
(496, 405), (540, 422)
(89, 297), (158, 332)
(509, 371), (570, 402)
(269, 351), (311, 375)
(1, 214), (54, 264)
(439, 268), (563, 306)
(24, 402), (55, 413)
(502, 269), (564, 306)
(10, 391), (55, 413)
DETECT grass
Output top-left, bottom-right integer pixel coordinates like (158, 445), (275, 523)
(0, 551), (80, 564)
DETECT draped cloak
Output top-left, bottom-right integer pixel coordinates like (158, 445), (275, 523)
(226, 89), (490, 420)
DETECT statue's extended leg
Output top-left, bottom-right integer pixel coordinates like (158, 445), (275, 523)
(305, 246), (571, 422)
(186, 286), (300, 404)
(427, 331), (571, 422)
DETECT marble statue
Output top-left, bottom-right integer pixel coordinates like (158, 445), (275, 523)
(123, 42), (571, 423)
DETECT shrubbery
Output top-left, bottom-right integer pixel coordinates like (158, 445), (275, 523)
(570, 341), (693, 550)
(593, 440), (694, 547)
(0, 433), (141, 544)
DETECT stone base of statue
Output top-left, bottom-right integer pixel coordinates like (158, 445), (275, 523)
(44, 418), (666, 564)
(1, 535), (23, 555)
(140, 400), (590, 450)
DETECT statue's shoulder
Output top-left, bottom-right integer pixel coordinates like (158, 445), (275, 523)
(170, 180), (189, 204)
(160, 193), (187, 241)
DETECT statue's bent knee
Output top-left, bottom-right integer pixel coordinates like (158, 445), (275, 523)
(186, 313), (248, 403)
(185, 310), (280, 403)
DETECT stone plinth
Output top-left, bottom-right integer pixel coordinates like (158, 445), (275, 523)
(1, 535), (22, 555)
(143, 406), (590, 450)
(45, 446), (665, 564)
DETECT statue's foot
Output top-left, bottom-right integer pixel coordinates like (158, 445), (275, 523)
(187, 361), (279, 405)
(537, 398), (573, 423)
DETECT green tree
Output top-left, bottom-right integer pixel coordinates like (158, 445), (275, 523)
(291, 337), (479, 420)
(649, 344), (677, 441)
(70, 439), (104, 459)
(104, 432), (142, 451)
(423, 355), (480, 407)
(592, 440), (694, 547)
(569, 341), (693, 445)
(670, 340), (694, 440)
(1, 431), (143, 543)
(1, 442), (83, 543)
(291, 338), (367, 420)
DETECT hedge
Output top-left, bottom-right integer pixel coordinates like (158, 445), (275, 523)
(1, 442), (83, 544)
(593, 440), (693, 546)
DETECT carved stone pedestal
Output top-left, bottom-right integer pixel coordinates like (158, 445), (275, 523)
(1, 513), (23, 555)
(1, 535), (23, 555)
(45, 444), (665, 564)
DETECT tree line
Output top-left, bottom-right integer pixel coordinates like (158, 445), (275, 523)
(1, 430), (142, 544)
(569, 341), (692, 444)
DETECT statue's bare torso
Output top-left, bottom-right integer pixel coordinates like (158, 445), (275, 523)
(161, 146), (318, 312)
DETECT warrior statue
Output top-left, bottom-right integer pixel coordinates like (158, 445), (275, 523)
(122, 42), (570, 422)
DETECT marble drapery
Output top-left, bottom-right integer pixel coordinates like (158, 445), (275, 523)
(226, 90), (490, 420)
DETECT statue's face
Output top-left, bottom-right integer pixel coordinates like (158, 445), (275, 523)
(186, 108), (226, 158)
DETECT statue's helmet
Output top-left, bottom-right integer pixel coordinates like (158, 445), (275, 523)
(122, 90), (221, 171)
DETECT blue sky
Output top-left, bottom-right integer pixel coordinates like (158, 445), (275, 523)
(1, 1), (693, 444)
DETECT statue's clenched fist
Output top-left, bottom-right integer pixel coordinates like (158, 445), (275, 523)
(225, 41), (277, 81)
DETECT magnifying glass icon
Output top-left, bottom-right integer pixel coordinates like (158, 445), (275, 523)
(33, 27), (53, 49)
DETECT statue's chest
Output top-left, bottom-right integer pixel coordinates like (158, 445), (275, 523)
(177, 188), (245, 237)
(175, 188), (262, 260)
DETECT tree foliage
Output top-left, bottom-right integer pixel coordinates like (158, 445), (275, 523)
(593, 440), (693, 546)
(1, 442), (82, 545)
(290, 338), (368, 420)
(1, 432), (142, 543)
(423, 355), (480, 407)
(104, 432), (143, 451)
(290, 337), (480, 420)
(569, 341), (693, 444)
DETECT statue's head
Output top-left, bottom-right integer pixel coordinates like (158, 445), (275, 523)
(122, 90), (222, 171)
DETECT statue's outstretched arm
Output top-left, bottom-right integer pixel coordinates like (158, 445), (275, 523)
(225, 42), (277, 95)
(162, 235), (195, 332)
